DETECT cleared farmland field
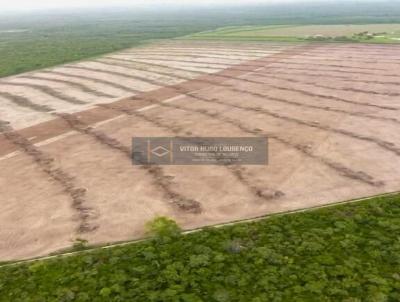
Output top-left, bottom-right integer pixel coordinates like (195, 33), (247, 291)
(1, 40), (400, 260)
(186, 24), (400, 42)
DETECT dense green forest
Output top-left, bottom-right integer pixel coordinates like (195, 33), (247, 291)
(1, 193), (399, 301)
(1, 1), (400, 77)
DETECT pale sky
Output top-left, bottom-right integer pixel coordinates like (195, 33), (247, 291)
(0, 0), (351, 12)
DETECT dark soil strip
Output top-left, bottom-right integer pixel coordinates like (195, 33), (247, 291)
(110, 58), (400, 115)
(119, 51), (261, 61)
(147, 58), (400, 122)
(111, 58), (399, 113)
(146, 46), (287, 54)
(229, 166), (285, 201)
(253, 72), (400, 98)
(112, 52), (331, 71)
(98, 103), (285, 203)
(114, 56), (243, 68)
(102, 57), (393, 126)
(0, 82), (86, 105)
(125, 52), (400, 75)
(0, 91), (53, 112)
(301, 46), (400, 56)
(98, 58), (233, 89)
(138, 46), (399, 67)
(120, 58), (397, 111)
(260, 66), (400, 87)
(208, 66), (400, 111)
(123, 56), (400, 90)
(41, 71), (142, 94)
(55, 112), (202, 214)
(0, 120), (98, 233)
(18, 75), (115, 98)
(105, 57), (216, 76)
(229, 86), (400, 125)
(233, 79), (398, 111)
(63, 65), (161, 88)
(277, 54), (400, 65)
(289, 54), (400, 66)
(307, 49), (400, 58)
(113, 55), (400, 87)
(90, 60), (183, 86)
(129, 94), (383, 187)
(267, 62), (400, 78)
(188, 91), (400, 158)
(95, 59), (190, 81)
(300, 53), (400, 64)
(63, 66), (149, 88)
(271, 58), (390, 72)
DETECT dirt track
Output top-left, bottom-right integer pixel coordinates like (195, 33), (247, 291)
(1, 41), (400, 260)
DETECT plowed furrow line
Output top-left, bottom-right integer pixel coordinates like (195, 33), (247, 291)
(112, 56), (400, 85)
(55, 113), (202, 214)
(113, 49), (321, 70)
(82, 62), (168, 87)
(262, 66), (400, 86)
(304, 47), (400, 57)
(105, 57), (218, 75)
(304, 54), (400, 64)
(147, 44), (289, 50)
(144, 46), (287, 54)
(292, 55), (397, 65)
(98, 103), (284, 203)
(253, 72), (400, 98)
(120, 51), (261, 60)
(323, 44), (400, 50)
(62, 66), (157, 88)
(40, 71), (142, 94)
(0, 91), (53, 112)
(126, 52), (400, 73)
(219, 75), (398, 111)
(0, 120), (98, 233)
(189, 91), (400, 158)
(114, 59), (400, 121)
(271, 59), (389, 72)
(18, 75), (115, 98)
(109, 56), (307, 80)
(309, 49), (400, 58)
(229, 166), (285, 201)
(278, 55), (395, 65)
(95, 59), (192, 81)
(267, 62), (400, 78)
(0, 82), (86, 105)
(128, 95), (382, 187)
(291, 54), (400, 66)
(117, 56), (247, 68)
(127, 60), (396, 111)
(229, 87), (400, 125)
(98, 58), (233, 88)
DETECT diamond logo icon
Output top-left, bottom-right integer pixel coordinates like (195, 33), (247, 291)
(151, 146), (170, 157)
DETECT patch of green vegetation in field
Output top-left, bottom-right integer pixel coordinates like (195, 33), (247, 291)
(1, 193), (400, 301)
(184, 24), (400, 43)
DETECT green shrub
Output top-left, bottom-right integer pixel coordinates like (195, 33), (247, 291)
(145, 216), (182, 239)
